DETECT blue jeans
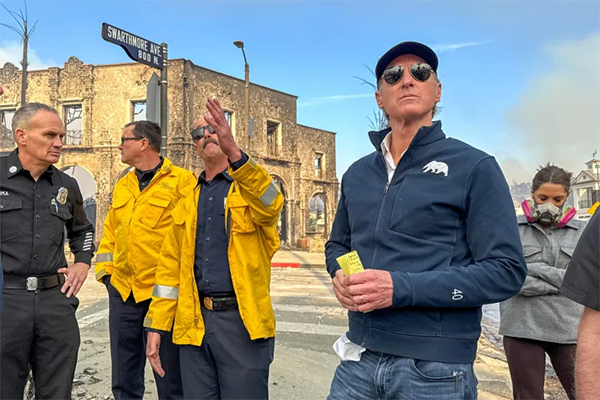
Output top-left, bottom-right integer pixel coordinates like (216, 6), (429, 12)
(328, 350), (478, 400)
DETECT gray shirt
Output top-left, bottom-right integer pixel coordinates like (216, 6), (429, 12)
(499, 215), (587, 343)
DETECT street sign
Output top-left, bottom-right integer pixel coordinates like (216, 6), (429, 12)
(101, 23), (164, 70)
(146, 73), (160, 124)
(102, 22), (169, 156)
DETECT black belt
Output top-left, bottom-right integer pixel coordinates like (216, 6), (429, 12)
(3, 274), (66, 291)
(201, 295), (238, 311)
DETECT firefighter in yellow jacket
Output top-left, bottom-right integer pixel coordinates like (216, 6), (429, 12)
(95, 121), (195, 400)
(145, 98), (284, 400)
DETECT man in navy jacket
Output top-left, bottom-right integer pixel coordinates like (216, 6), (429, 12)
(325, 41), (526, 400)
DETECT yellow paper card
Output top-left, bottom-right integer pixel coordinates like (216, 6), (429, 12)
(336, 251), (365, 276)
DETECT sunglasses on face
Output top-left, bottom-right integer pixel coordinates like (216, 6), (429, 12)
(191, 125), (215, 142)
(382, 63), (433, 85)
(121, 136), (144, 145)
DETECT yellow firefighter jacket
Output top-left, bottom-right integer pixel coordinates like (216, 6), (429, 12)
(144, 155), (283, 344)
(95, 158), (196, 302)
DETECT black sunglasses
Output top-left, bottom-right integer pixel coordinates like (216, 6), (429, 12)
(191, 125), (215, 142)
(382, 63), (433, 85)
(121, 136), (145, 145)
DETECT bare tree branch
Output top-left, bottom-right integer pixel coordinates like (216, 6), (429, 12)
(351, 76), (377, 91)
(28, 19), (38, 37)
(366, 115), (376, 132)
(0, 3), (25, 31)
(359, 64), (375, 75)
(10, 10), (24, 31)
(1, 0), (34, 106)
(0, 23), (23, 36)
(353, 65), (388, 130)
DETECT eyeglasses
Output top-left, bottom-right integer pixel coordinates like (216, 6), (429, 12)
(191, 125), (215, 142)
(121, 136), (144, 145)
(382, 63), (433, 85)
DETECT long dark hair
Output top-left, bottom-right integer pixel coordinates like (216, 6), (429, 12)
(531, 163), (572, 193)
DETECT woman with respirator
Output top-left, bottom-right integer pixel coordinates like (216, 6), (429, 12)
(499, 164), (587, 400)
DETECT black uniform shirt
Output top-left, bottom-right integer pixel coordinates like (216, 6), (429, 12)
(560, 212), (600, 311)
(135, 157), (164, 192)
(193, 153), (248, 296)
(0, 149), (95, 277)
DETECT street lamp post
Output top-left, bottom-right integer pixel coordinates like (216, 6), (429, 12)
(234, 40), (249, 150)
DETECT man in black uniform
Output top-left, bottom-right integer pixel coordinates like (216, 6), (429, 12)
(0, 102), (95, 400)
(560, 211), (600, 399)
(0, 258), (2, 315)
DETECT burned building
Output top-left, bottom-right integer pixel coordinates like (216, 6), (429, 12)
(0, 57), (338, 252)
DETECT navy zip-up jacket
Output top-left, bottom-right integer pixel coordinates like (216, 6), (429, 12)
(326, 121), (527, 363)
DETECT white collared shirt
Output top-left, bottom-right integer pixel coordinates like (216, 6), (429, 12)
(380, 131), (406, 183)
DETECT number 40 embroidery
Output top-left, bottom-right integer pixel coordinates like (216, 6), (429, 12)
(452, 289), (464, 301)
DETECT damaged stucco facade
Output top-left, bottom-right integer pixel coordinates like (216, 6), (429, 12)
(0, 57), (338, 252)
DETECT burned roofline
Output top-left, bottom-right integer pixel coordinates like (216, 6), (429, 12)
(23, 58), (299, 100)
(22, 58), (337, 135)
(184, 59), (298, 100)
(297, 124), (336, 136)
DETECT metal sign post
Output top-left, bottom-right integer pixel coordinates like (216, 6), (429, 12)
(146, 73), (160, 124)
(160, 43), (168, 157)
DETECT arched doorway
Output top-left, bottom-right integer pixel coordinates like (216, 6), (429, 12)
(271, 175), (287, 246)
(0, 109), (16, 150)
(308, 193), (326, 235)
(60, 165), (97, 240)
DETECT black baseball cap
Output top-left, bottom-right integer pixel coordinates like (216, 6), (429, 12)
(375, 41), (439, 82)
